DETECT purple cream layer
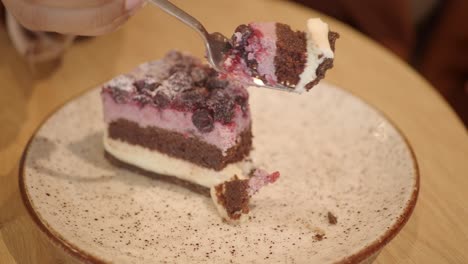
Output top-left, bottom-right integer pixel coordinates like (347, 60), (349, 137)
(246, 22), (278, 84)
(102, 92), (250, 154)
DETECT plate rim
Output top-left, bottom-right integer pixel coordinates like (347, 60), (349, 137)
(18, 85), (420, 264)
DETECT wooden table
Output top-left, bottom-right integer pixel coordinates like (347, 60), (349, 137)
(1, 0), (467, 263)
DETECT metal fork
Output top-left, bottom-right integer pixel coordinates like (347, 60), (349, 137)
(149, 0), (294, 92)
(148, 0), (229, 71)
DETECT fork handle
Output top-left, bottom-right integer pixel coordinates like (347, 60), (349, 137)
(149, 0), (209, 40)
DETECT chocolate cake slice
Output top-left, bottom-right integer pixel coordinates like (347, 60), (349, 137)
(101, 51), (279, 223)
(223, 18), (339, 92)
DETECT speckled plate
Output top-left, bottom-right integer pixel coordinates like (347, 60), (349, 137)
(20, 83), (419, 264)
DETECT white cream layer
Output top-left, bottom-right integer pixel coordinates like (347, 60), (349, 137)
(296, 18), (334, 93)
(104, 134), (248, 188)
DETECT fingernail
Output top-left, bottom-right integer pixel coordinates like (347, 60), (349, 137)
(125, 0), (144, 12)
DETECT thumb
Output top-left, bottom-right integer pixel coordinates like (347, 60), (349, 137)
(2, 0), (145, 35)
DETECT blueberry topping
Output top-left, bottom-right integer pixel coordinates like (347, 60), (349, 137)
(134, 80), (160, 92)
(111, 88), (129, 104)
(153, 91), (170, 108)
(233, 24), (253, 48)
(230, 24), (261, 78)
(213, 100), (235, 123)
(169, 63), (192, 75)
(190, 67), (207, 83)
(171, 88), (206, 111)
(206, 78), (229, 89)
(167, 72), (193, 92)
(192, 108), (214, 133)
(207, 89), (235, 124)
(133, 94), (152, 108)
(184, 90), (206, 108)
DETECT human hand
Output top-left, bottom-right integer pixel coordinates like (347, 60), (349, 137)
(1, 0), (145, 35)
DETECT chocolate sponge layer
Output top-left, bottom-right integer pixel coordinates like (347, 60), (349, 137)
(274, 23), (308, 87)
(275, 24), (339, 90)
(107, 119), (252, 170)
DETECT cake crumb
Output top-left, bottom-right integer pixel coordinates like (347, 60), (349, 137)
(311, 227), (326, 241)
(313, 233), (324, 241)
(327, 211), (337, 225)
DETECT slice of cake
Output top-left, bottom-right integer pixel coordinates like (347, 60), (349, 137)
(223, 18), (339, 93)
(101, 51), (279, 223)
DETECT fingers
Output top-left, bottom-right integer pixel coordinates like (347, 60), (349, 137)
(2, 0), (144, 35)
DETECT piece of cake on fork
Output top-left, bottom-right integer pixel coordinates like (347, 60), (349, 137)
(223, 18), (339, 93)
(101, 51), (279, 223)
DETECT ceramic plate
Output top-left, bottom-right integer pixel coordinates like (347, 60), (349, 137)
(20, 83), (419, 263)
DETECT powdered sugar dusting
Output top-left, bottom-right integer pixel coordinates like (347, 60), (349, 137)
(106, 75), (135, 92)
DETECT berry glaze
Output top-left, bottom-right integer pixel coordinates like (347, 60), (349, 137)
(222, 23), (279, 85)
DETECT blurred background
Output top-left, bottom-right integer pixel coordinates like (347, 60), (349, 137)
(292, 0), (467, 127)
(1, 0), (467, 126)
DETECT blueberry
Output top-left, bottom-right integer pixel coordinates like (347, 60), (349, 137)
(230, 87), (249, 113)
(207, 89), (235, 123)
(153, 91), (170, 108)
(134, 80), (160, 92)
(206, 78), (229, 89)
(173, 89), (207, 111)
(192, 109), (214, 133)
(213, 101), (235, 123)
(133, 80), (146, 91)
(167, 72), (193, 92)
(190, 67), (207, 83)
